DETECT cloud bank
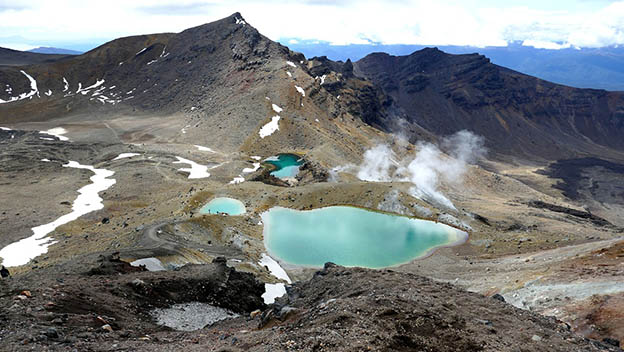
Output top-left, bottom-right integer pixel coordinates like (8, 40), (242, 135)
(1, 0), (624, 50)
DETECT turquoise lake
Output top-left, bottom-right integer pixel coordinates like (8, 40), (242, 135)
(261, 206), (467, 268)
(265, 154), (303, 179)
(200, 197), (246, 215)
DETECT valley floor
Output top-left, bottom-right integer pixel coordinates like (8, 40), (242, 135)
(0, 122), (623, 350)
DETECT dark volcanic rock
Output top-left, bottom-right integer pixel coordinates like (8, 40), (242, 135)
(86, 252), (146, 275)
(354, 48), (624, 160)
(0, 257), (266, 350)
(207, 265), (618, 352)
(538, 157), (624, 204)
(527, 200), (613, 227)
(0, 261), (619, 351)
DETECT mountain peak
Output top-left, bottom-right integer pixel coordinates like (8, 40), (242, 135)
(230, 11), (243, 19)
(229, 12), (247, 25)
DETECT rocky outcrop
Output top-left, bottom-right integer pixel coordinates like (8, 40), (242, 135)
(527, 200), (613, 227)
(207, 264), (620, 351)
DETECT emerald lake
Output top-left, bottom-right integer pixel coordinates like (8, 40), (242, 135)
(265, 154), (303, 179)
(200, 197), (246, 215)
(261, 206), (467, 268)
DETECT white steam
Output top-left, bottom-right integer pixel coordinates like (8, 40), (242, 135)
(355, 130), (485, 210)
(357, 145), (400, 182)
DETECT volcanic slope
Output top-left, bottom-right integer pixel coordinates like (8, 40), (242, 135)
(0, 47), (71, 66)
(353, 48), (624, 162)
(0, 13), (391, 161)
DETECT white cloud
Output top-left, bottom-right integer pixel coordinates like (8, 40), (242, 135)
(566, 2), (624, 47)
(1, 0), (624, 49)
(521, 40), (571, 50)
(0, 42), (36, 51)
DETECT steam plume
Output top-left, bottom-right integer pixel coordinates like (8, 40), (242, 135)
(355, 130), (486, 210)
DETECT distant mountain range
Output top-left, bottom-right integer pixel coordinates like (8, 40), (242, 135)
(1, 14), (624, 162)
(9, 41), (624, 90)
(27, 47), (82, 55)
(284, 41), (624, 91)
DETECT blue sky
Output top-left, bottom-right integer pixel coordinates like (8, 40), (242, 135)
(0, 0), (623, 51)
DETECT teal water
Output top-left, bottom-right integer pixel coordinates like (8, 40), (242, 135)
(200, 197), (246, 215)
(265, 154), (303, 179)
(262, 206), (467, 268)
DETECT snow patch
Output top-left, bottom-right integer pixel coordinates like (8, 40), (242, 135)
(86, 80), (105, 90)
(0, 71), (39, 104)
(131, 257), (165, 271)
(194, 145), (216, 153)
(242, 162), (261, 173)
(151, 302), (237, 331)
(0, 161), (116, 267)
(173, 157), (210, 179)
(263, 284), (286, 305)
(295, 85), (305, 96)
(271, 103), (283, 113)
(251, 156), (262, 160)
(229, 176), (245, 184)
(136, 47), (147, 56)
(259, 116), (281, 138)
(235, 17), (247, 25)
(259, 253), (291, 283)
(259, 253), (292, 304)
(0, 127), (11, 131)
(286, 61), (296, 68)
(286, 71), (292, 77)
(42, 127), (69, 141)
(113, 153), (140, 161)
(45, 89), (52, 96)
(21, 70), (39, 98)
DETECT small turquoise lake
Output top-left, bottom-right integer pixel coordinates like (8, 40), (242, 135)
(261, 206), (467, 268)
(200, 197), (246, 215)
(265, 154), (303, 179)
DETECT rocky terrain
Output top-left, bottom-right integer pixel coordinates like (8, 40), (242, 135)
(0, 12), (623, 351)
(1, 260), (620, 351)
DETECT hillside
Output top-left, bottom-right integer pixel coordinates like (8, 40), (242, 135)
(353, 48), (624, 161)
(0, 47), (71, 66)
(0, 13), (388, 160)
(28, 47), (82, 55)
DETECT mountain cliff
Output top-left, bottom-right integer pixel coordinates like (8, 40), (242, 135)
(354, 48), (624, 161)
